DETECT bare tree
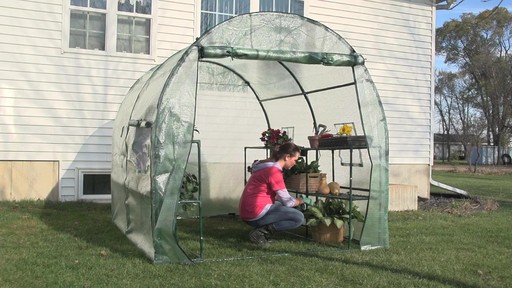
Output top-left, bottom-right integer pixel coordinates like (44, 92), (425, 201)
(437, 7), (512, 164)
(435, 71), (456, 161)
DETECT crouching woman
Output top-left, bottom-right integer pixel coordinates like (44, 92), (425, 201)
(239, 142), (305, 244)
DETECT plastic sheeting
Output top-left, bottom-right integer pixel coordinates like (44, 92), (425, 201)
(111, 12), (389, 264)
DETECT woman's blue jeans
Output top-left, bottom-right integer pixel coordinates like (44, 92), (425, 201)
(245, 202), (305, 231)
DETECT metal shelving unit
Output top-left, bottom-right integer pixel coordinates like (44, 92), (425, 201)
(244, 138), (370, 248)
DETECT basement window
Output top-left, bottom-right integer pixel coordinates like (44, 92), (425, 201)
(78, 169), (111, 201)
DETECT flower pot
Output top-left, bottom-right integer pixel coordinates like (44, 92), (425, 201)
(311, 223), (344, 245)
(308, 135), (320, 149)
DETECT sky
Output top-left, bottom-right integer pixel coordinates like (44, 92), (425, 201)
(435, 0), (512, 70)
(436, 0), (512, 27)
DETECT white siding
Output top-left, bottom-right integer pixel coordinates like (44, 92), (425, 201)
(309, 0), (434, 165)
(0, 0), (196, 200)
(0, 0), (434, 201)
(156, 0), (196, 60)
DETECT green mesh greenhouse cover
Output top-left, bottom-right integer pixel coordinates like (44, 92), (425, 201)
(111, 12), (389, 264)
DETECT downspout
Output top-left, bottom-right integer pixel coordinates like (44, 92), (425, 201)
(430, 179), (470, 197)
(430, 1), (469, 198)
(430, 1), (437, 197)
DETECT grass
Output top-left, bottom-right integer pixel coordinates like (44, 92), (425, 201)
(1, 171), (511, 287)
(431, 170), (512, 205)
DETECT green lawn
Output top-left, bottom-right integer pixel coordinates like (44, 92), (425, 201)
(432, 170), (512, 204)
(1, 171), (511, 287)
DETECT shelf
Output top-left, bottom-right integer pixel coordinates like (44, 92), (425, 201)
(244, 143), (370, 249)
(303, 145), (367, 151)
(244, 143), (368, 152)
(244, 146), (269, 149)
(178, 200), (202, 204)
(289, 191), (369, 201)
(176, 215), (201, 220)
(318, 135), (368, 149)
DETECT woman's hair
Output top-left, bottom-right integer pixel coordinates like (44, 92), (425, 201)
(272, 142), (300, 160)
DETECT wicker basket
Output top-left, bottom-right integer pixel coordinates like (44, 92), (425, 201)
(284, 173), (320, 193)
(311, 223), (344, 244)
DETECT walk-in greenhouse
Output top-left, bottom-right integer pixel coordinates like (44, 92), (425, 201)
(111, 12), (389, 264)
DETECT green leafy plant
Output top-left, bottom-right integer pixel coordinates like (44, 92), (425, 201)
(180, 172), (199, 211)
(304, 198), (364, 229)
(287, 157), (320, 174)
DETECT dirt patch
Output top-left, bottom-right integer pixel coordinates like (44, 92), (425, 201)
(418, 196), (500, 215)
(428, 163), (505, 214)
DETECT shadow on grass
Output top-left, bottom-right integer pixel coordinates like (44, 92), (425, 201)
(175, 214), (300, 260)
(287, 250), (481, 288)
(37, 201), (278, 263)
(39, 201), (149, 261)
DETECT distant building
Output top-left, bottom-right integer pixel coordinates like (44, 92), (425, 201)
(433, 133), (465, 161)
(469, 146), (512, 165)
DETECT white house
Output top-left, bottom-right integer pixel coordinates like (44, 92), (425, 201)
(0, 0), (449, 206)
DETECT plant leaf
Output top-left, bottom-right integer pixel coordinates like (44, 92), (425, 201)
(322, 217), (332, 227)
(306, 219), (319, 226)
(309, 206), (324, 219)
(333, 217), (345, 229)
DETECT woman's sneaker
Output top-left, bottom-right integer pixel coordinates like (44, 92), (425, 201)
(248, 225), (276, 244)
(249, 228), (268, 244)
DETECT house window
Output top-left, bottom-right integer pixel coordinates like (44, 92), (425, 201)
(67, 0), (153, 55)
(200, 0), (304, 35)
(260, 0), (304, 14)
(200, 0), (250, 35)
(69, 0), (107, 50)
(78, 169), (111, 201)
(116, 0), (152, 54)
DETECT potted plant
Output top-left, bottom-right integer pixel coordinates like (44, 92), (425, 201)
(177, 172), (199, 218)
(303, 198), (364, 244)
(283, 157), (321, 193)
(260, 128), (292, 150)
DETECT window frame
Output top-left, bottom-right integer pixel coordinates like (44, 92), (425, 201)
(62, 0), (157, 59)
(76, 168), (112, 202)
(197, 0), (305, 37)
(199, 0), (251, 36)
(68, 8), (107, 51)
(259, 0), (304, 14)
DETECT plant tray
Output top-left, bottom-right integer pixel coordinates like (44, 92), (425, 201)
(284, 173), (320, 193)
(311, 223), (344, 245)
(318, 136), (367, 149)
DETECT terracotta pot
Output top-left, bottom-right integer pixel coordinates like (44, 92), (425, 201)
(311, 223), (344, 245)
(308, 135), (320, 149)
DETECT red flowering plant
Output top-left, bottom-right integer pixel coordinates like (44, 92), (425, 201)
(260, 128), (292, 149)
